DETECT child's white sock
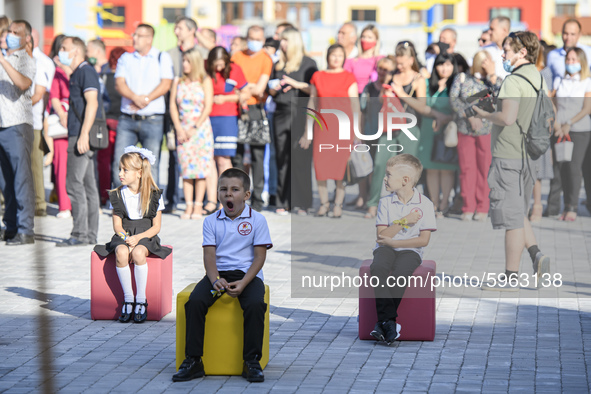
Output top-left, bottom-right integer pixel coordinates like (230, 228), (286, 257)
(134, 263), (148, 305)
(116, 265), (134, 313)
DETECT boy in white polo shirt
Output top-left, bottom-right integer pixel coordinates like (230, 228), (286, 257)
(173, 168), (272, 383)
(370, 154), (437, 345)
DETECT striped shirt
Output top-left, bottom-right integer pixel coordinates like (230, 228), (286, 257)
(0, 49), (36, 127)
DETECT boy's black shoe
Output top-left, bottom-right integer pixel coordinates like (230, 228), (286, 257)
(370, 322), (385, 342)
(172, 356), (204, 382)
(242, 360), (264, 382)
(382, 320), (401, 345)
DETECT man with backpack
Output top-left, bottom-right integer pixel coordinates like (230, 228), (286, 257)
(111, 23), (173, 187)
(473, 31), (552, 291)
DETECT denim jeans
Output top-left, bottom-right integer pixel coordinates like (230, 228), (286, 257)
(0, 123), (35, 235)
(111, 115), (164, 187)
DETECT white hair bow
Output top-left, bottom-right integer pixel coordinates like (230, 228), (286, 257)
(124, 145), (156, 165)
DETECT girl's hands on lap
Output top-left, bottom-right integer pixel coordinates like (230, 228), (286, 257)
(125, 235), (140, 248)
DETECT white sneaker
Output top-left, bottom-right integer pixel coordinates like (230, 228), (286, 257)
(56, 210), (71, 219)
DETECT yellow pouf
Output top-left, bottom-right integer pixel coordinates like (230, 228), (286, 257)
(176, 283), (270, 375)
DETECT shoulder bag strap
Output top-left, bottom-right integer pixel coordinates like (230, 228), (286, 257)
(401, 73), (420, 112)
(69, 63), (106, 122)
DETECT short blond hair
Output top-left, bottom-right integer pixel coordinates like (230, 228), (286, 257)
(386, 154), (423, 185)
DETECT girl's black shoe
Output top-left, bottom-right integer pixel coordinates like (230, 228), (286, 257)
(118, 302), (134, 323)
(133, 301), (148, 323)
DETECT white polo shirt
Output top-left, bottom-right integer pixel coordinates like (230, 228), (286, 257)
(32, 47), (56, 130)
(375, 189), (437, 258)
(203, 205), (273, 281)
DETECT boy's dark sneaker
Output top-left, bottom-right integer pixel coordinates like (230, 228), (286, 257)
(172, 356), (204, 382)
(382, 320), (401, 345)
(242, 360), (264, 382)
(370, 322), (385, 342)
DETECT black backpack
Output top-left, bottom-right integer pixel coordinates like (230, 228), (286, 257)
(510, 73), (555, 160)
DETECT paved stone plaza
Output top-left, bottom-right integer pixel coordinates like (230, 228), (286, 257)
(1, 165), (591, 393)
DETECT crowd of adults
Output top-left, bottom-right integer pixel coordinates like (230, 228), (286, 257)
(0, 13), (590, 245)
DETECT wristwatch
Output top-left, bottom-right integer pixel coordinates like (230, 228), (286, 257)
(144, 96), (150, 103)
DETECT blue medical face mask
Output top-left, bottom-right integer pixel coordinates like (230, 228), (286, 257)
(565, 63), (582, 75)
(58, 50), (73, 67)
(6, 33), (21, 50)
(247, 40), (263, 53)
(503, 58), (515, 73)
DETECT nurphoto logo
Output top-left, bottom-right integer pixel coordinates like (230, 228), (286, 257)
(304, 106), (418, 153)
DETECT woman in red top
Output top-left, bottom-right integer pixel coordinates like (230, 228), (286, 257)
(206, 47), (248, 170)
(46, 34), (72, 218)
(305, 44), (358, 218)
(205, 46), (248, 213)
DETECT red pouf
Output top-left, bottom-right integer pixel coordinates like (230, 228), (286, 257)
(359, 259), (436, 341)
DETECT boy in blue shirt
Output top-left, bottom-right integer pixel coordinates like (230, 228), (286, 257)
(370, 154), (437, 345)
(173, 168), (272, 382)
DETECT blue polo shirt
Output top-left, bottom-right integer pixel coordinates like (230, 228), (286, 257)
(202, 205), (273, 280)
(114, 47), (174, 116)
(68, 61), (103, 137)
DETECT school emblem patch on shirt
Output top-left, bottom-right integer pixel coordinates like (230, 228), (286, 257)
(410, 207), (423, 219)
(238, 222), (252, 236)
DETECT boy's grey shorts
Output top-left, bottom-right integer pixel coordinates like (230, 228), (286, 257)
(487, 157), (537, 230)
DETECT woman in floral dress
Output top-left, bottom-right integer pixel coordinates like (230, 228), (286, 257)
(170, 48), (214, 219)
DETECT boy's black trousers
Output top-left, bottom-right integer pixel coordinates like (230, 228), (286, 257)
(184, 270), (267, 362)
(370, 247), (422, 322)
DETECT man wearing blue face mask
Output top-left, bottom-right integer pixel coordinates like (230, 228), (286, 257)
(56, 36), (102, 247)
(484, 16), (511, 80)
(230, 25), (273, 212)
(472, 31), (551, 291)
(0, 20), (37, 245)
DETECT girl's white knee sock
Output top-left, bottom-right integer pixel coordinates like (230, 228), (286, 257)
(134, 263), (148, 304)
(116, 265), (134, 313)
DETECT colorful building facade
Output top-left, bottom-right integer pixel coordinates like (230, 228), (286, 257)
(39, 0), (591, 56)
